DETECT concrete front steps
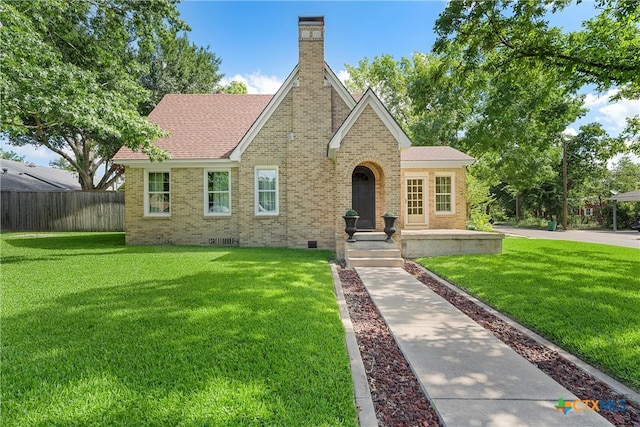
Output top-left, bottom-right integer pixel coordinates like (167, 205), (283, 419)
(345, 232), (404, 268)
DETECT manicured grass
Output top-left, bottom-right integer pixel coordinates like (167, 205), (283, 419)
(417, 237), (640, 391)
(1, 233), (358, 426)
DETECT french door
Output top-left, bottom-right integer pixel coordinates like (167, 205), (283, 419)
(405, 176), (427, 226)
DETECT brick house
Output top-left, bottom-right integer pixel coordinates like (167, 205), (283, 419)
(113, 17), (477, 259)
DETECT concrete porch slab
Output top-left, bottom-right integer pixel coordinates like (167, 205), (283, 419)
(401, 229), (504, 258)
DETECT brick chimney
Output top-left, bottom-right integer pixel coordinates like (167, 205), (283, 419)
(287, 16), (333, 249)
(297, 16), (325, 89)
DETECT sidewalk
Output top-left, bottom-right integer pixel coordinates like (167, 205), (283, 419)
(493, 225), (640, 249)
(356, 266), (612, 427)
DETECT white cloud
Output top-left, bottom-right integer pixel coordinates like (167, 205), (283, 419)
(582, 88), (640, 134)
(562, 127), (578, 136)
(583, 93), (609, 108)
(598, 99), (640, 131)
(221, 72), (283, 94)
(583, 91), (612, 108)
(336, 69), (350, 85)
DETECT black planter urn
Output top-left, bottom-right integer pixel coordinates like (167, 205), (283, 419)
(382, 215), (398, 243)
(343, 216), (359, 242)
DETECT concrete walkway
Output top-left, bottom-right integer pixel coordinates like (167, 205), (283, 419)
(356, 266), (612, 427)
(493, 225), (640, 249)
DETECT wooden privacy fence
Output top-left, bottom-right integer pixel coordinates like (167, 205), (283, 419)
(1, 191), (124, 232)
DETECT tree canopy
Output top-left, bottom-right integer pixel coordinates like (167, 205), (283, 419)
(0, 0), (223, 189)
(434, 0), (640, 96)
(433, 0), (640, 149)
(139, 32), (223, 116)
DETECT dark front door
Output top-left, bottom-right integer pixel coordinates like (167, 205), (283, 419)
(352, 166), (375, 229)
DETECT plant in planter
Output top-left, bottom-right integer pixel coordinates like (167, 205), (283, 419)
(343, 209), (359, 242)
(382, 211), (399, 243)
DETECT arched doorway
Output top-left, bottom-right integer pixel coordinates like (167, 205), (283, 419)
(352, 166), (375, 229)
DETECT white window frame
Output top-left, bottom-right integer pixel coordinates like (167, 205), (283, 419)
(585, 207), (593, 217)
(255, 166), (279, 216)
(144, 170), (171, 217)
(434, 173), (455, 215)
(204, 169), (231, 216)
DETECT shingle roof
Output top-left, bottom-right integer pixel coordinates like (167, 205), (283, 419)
(402, 146), (475, 162)
(0, 159), (81, 191)
(113, 94), (273, 161)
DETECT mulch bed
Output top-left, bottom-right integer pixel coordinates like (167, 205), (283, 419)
(339, 268), (442, 427)
(338, 262), (640, 427)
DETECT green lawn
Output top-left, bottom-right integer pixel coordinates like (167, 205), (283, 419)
(417, 237), (640, 391)
(1, 233), (358, 426)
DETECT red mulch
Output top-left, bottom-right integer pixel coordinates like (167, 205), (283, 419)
(339, 268), (442, 427)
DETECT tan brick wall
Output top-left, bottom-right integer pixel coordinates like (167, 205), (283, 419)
(123, 166), (239, 245)
(332, 87), (352, 133)
(334, 105), (403, 258)
(400, 167), (467, 229)
(236, 92), (291, 248)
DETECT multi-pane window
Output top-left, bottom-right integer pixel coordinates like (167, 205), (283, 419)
(435, 175), (453, 213)
(407, 179), (424, 215)
(206, 171), (230, 215)
(256, 167), (278, 215)
(147, 172), (170, 215)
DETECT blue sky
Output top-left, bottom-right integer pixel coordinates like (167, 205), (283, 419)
(178, 1), (447, 87)
(179, 0), (596, 88)
(3, 1), (638, 166)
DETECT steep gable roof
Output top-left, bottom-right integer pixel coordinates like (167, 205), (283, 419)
(328, 88), (412, 160)
(113, 94), (272, 162)
(115, 62), (356, 164)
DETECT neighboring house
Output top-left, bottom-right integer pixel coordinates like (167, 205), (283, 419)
(114, 17), (475, 258)
(0, 159), (81, 191)
(576, 200), (604, 223)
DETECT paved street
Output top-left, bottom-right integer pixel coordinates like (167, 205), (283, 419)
(493, 225), (640, 249)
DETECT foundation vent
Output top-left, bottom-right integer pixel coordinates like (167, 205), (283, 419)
(208, 237), (239, 246)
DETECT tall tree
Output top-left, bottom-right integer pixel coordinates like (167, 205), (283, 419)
(139, 32), (222, 116)
(433, 0), (640, 151)
(346, 55), (414, 128)
(609, 156), (640, 194)
(1, 0), (222, 190)
(560, 124), (621, 227)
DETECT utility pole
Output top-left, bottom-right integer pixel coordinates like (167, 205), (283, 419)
(562, 137), (568, 230)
